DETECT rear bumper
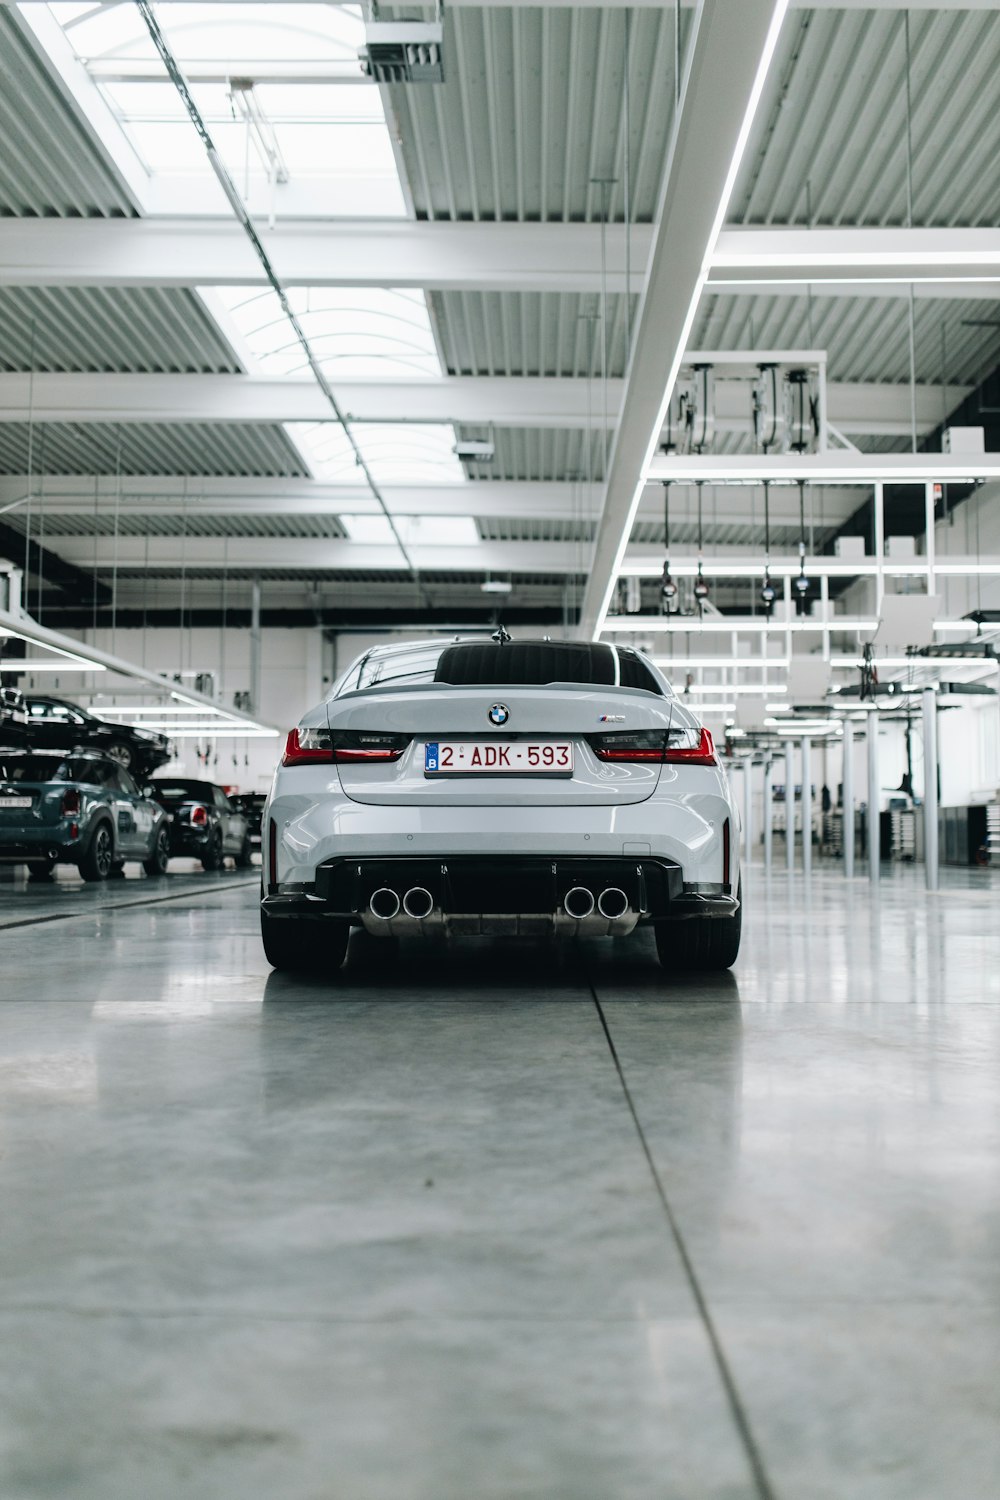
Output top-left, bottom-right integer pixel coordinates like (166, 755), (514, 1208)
(0, 829), (78, 863)
(262, 854), (738, 926)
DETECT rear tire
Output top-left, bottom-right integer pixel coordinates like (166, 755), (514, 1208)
(143, 825), (170, 877)
(78, 821), (115, 882)
(234, 832), (254, 869)
(27, 859), (56, 881)
(201, 830), (223, 872)
(655, 883), (743, 973)
(261, 909), (349, 974)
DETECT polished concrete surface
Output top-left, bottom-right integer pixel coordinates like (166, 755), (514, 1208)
(1, 862), (999, 1499)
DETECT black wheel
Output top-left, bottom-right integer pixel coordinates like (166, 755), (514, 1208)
(201, 829), (224, 871)
(104, 740), (133, 771)
(26, 859), (56, 881)
(234, 832), (254, 869)
(78, 821), (115, 882)
(654, 883), (743, 973)
(261, 909), (349, 974)
(143, 825), (170, 877)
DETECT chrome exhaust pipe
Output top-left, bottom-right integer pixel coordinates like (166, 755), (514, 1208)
(597, 887), (629, 921)
(563, 886), (595, 920)
(369, 887), (400, 921)
(402, 886), (434, 920)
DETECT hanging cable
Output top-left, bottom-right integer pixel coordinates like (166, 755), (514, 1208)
(135, 2), (430, 605)
(660, 481), (677, 611)
(693, 480), (709, 609)
(794, 477), (810, 609)
(760, 481), (776, 613)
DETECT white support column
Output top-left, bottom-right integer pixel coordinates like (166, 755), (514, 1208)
(763, 756), (773, 872)
(867, 707), (880, 883)
(923, 688), (939, 893)
(786, 741), (796, 872)
(801, 737), (812, 877)
(924, 479), (936, 597)
(842, 721), (854, 880)
(874, 481), (885, 614)
(743, 759), (754, 870)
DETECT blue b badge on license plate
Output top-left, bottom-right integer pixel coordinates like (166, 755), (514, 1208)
(425, 742), (439, 772)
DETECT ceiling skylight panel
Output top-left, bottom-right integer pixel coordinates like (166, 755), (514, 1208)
(217, 288), (444, 380)
(289, 424), (468, 487)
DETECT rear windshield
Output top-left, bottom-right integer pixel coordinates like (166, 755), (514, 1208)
(338, 641), (663, 694)
(0, 755), (74, 783)
(150, 781), (212, 802)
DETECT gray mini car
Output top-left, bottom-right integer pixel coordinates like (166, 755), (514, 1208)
(0, 750), (171, 881)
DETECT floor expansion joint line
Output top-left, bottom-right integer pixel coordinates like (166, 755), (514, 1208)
(0, 880), (259, 931)
(586, 974), (779, 1500)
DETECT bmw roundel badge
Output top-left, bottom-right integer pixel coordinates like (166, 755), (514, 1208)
(488, 703), (510, 726)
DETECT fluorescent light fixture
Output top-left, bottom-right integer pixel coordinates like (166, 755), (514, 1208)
(652, 656), (791, 670)
(712, 250), (1000, 271)
(688, 702), (736, 714)
(340, 514), (479, 547)
(687, 683), (787, 695)
(143, 727), (279, 739)
(646, 456), (1000, 483)
(13, 660), (107, 672)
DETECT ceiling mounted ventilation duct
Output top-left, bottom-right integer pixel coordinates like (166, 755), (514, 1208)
(360, 20), (445, 83)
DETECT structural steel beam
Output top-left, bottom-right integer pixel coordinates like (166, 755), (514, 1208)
(0, 519), (111, 604)
(0, 372), (967, 438)
(576, 0), (792, 639)
(2, 219), (997, 295)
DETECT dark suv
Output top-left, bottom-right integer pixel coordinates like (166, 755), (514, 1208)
(0, 750), (171, 880)
(149, 778), (252, 870)
(23, 696), (170, 777)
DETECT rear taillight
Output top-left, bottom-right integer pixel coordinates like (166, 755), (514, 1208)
(332, 731), (409, 764)
(282, 727), (333, 765)
(61, 789), (81, 815)
(190, 804), (208, 826)
(589, 727), (717, 765)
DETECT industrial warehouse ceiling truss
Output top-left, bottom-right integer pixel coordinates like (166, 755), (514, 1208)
(0, 0), (996, 700)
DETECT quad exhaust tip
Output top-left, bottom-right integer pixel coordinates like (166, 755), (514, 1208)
(369, 887), (401, 921)
(597, 887), (629, 920)
(563, 886), (595, 920)
(402, 886), (434, 920)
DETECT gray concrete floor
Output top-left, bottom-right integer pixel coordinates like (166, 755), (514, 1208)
(1, 861), (999, 1500)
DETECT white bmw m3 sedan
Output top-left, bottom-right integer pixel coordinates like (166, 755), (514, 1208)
(261, 637), (742, 974)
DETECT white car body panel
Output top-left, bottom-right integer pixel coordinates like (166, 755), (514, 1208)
(263, 638), (741, 939)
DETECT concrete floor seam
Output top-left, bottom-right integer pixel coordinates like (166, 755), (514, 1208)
(0, 879), (259, 931)
(587, 974), (780, 1500)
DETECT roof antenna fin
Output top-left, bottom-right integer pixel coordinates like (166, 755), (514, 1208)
(491, 625), (512, 645)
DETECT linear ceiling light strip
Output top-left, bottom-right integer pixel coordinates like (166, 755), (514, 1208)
(134, 2), (430, 605)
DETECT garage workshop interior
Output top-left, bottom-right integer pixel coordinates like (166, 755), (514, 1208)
(2, 1), (1000, 1496)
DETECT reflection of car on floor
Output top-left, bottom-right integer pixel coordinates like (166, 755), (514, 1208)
(149, 778), (252, 870)
(261, 636), (742, 975)
(23, 695), (170, 777)
(230, 791), (265, 851)
(0, 750), (171, 881)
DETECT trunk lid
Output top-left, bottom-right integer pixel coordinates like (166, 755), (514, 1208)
(316, 685), (686, 807)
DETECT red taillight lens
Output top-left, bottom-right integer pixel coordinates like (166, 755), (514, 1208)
(190, 804), (208, 826)
(590, 727), (717, 765)
(61, 789), (81, 815)
(332, 731), (409, 764)
(281, 727), (333, 766)
(665, 727), (717, 766)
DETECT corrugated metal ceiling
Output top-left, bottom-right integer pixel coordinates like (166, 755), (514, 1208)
(735, 7), (1000, 227)
(431, 290), (637, 379)
(456, 426), (608, 483)
(387, 5), (688, 222)
(0, 423), (309, 478)
(0, 10), (136, 219)
(4, 511), (345, 540)
(693, 291), (1000, 388)
(0, 286), (241, 375)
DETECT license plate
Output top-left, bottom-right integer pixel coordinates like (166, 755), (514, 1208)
(0, 796), (32, 808)
(425, 741), (573, 774)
